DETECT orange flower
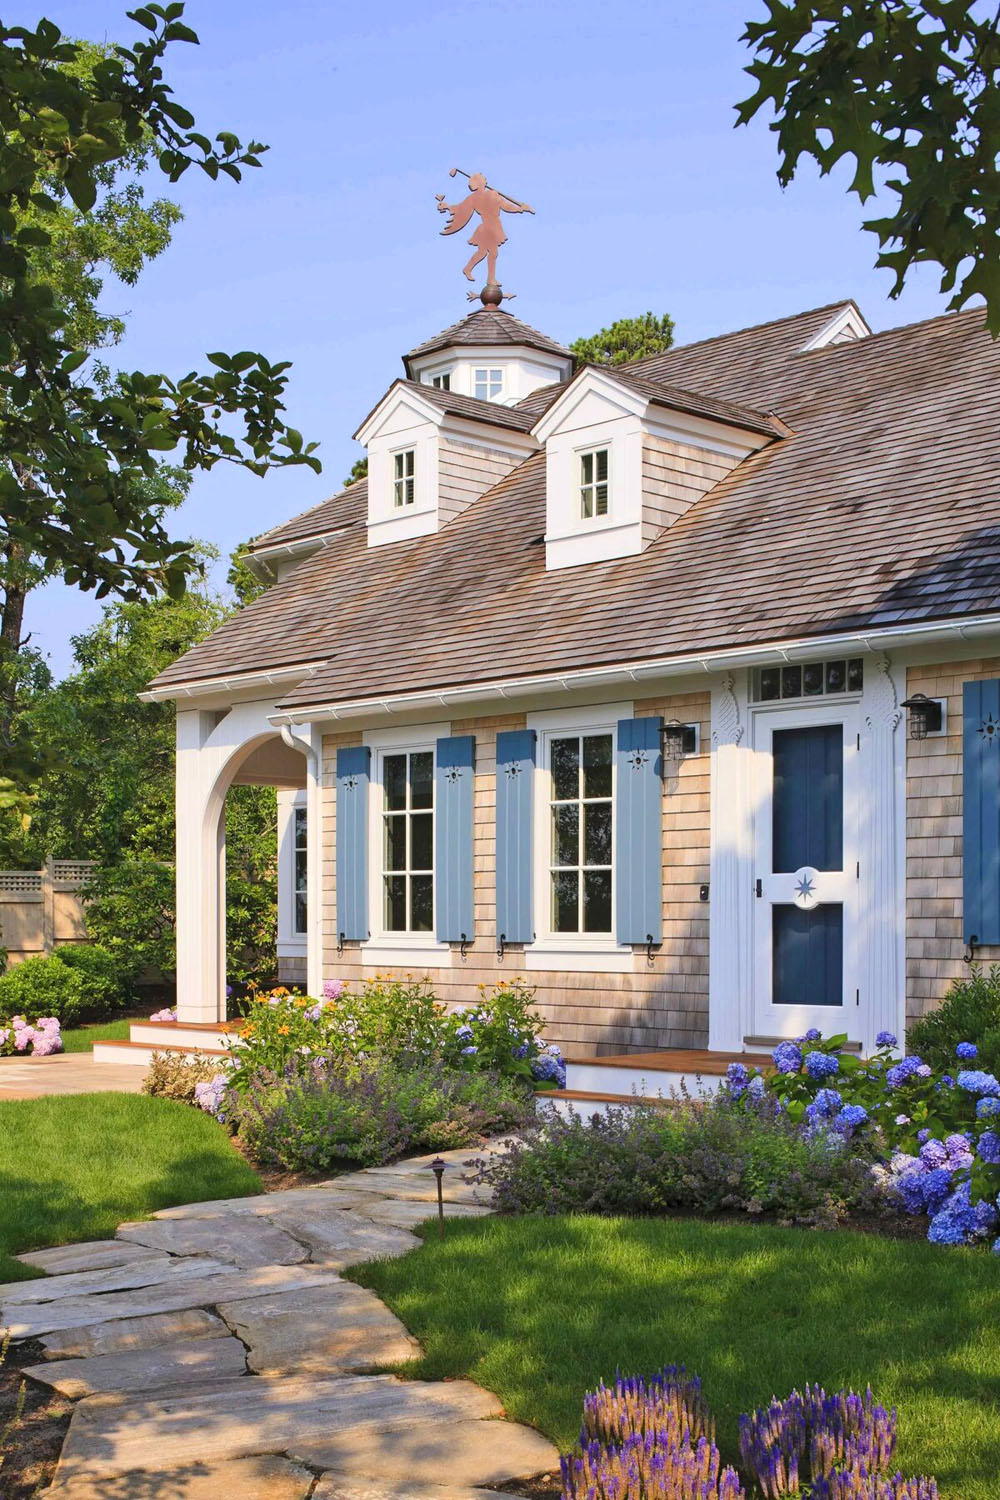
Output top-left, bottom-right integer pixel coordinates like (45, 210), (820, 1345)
(278, 1024), (290, 1035)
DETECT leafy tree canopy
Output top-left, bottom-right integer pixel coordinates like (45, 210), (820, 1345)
(569, 311), (675, 365)
(342, 456), (368, 488)
(737, 0), (1000, 332)
(0, 3), (320, 620)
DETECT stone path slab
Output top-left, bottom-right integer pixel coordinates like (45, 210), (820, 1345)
(116, 1215), (310, 1268)
(0, 1254), (176, 1304)
(24, 1333), (247, 1398)
(17, 1241), (172, 1276)
(217, 1282), (421, 1376)
(292, 1415), (559, 1487)
(337, 1197), (492, 1229)
(44, 1453), (314, 1500)
(40, 1309), (228, 1360)
(2, 1263), (338, 1339)
(0, 1054), (146, 1098)
(54, 1374), (502, 1483)
(263, 1206), (419, 1267)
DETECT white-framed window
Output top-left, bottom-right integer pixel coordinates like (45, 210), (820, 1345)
(392, 448), (415, 508)
(474, 367), (503, 401)
(293, 806), (307, 935)
(380, 748), (434, 933)
(579, 447), (609, 519)
(431, 371), (451, 390)
(548, 730), (614, 934)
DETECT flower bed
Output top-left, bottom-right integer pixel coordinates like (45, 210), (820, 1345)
(0, 1014), (62, 1056)
(560, 1366), (938, 1499)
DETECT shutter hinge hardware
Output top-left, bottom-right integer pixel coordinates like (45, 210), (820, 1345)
(965, 934), (980, 965)
(755, 878), (762, 898)
(497, 932), (506, 961)
(646, 933), (658, 964)
(460, 933), (469, 961)
(337, 931), (345, 956)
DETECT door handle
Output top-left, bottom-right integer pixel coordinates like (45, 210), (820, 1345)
(755, 878), (762, 898)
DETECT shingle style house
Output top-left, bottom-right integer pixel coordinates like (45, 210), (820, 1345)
(141, 297), (1000, 1067)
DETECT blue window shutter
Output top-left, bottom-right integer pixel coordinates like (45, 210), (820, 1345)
(435, 735), (476, 942)
(336, 746), (370, 942)
(615, 716), (663, 945)
(496, 729), (536, 944)
(963, 679), (1000, 944)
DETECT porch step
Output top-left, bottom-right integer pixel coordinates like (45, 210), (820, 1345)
(536, 1087), (673, 1119)
(129, 1021), (240, 1052)
(563, 1048), (767, 1099)
(91, 1039), (230, 1068)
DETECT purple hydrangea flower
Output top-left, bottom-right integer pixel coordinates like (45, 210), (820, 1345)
(977, 1098), (1000, 1120)
(747, 1075), (765, 1098)
(460, 1044), (478, 1056)
(455, 1023), (474, 1042)
(836, 1103), (868, 1131)
(725, 1062), (750, 1097)
(956, 1041), (979, 1060)
(804, 1050), (840, 1081)
(945, 1133), (974, 1168)
(978, 1131), (1000, 1165)
(958, 1070), (1000, 1098)
(917, 1128), (931, 1143)
(886, 1055), (926, 1088)
(801, 1027), (822, 1042)
(919, 1138), (948, 1169)
(928, 1180), (998, 1245)
(322, 979), (345, 1001)
(876, 1030), (898, 1048)
(772, 1040), (803, 1074)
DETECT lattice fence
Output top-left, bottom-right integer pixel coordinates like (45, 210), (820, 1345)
(0, 858), (95, 962)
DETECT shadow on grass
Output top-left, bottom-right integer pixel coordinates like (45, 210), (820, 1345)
(351, 1213), (1000, 1500)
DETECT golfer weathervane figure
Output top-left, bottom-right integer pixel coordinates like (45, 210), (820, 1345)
(436, 168), (534, 306)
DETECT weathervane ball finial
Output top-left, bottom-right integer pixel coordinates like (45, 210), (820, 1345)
(436, 167), (534, 303)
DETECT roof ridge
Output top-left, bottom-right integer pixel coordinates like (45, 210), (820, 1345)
(803, 302), (986, 351)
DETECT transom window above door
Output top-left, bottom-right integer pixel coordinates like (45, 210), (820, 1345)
(753, 657), (864, 703)
(381, 750), (433, 933)
(474, 367), (503, 400)
(579, 448), (609, 519)
(549, 732), (613, 934)
(392, 449), (415, 508)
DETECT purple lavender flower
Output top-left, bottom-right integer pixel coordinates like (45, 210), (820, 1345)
(773, 1041), (803, 1074)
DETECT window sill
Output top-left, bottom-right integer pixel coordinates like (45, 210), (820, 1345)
(523, 940), (634, 974)
(360, 938), (453, 970)
(277, 937), (307, 957)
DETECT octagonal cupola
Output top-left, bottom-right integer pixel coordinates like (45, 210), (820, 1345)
(403, 307), (572, 406)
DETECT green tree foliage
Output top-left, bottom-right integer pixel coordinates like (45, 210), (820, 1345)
(343, 456), (368, 487)
(0, 4), (320, 661)
(737, 0), (1000, 332)
(569, 311), (675, 366)
(226, 538), (269, 606)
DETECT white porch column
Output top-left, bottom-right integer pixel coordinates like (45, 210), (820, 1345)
(306, 724), (324, 998)
(708, 671), (754, 1052)
(861, 653), (906, 1053)
(175, 709), (227, 1023)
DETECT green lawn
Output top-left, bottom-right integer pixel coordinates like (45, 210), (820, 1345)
(60, 1018), (131, 1052)
(352, 1214), (1000, 1500)
(0, 1094), (260, 1283)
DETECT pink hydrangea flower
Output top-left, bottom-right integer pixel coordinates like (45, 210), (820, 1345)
(149, 1007), (177, 1023)
(322, 979), (345, 1001)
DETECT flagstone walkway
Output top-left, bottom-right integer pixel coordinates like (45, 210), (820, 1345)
(0, 1054), (147, 1098)
(2, 1144), (557, 1499)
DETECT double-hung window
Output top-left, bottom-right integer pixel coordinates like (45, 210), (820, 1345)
(381, 750), (434, 933)
(474, 367), (503, 401)
(293, 806), (307, 935)
(393, 449), (415, 508)
(579, 448), (609, 519)
(549, 732), (613, 933)
(430, 371), (451, 390)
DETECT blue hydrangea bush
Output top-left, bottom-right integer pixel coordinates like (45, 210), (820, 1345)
(560, 1367), (938, 1500)
(732, 1031), (1000, 1250)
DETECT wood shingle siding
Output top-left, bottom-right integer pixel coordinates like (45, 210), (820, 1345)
(641, 435), (737, 545)
(438, 439), (521, 526)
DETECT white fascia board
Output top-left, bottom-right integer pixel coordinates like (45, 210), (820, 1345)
(532, 367), (648, 444)
(139, 660), (320, 705)
(268, 613), (1000, 725)
(354, 384), (445, 446)
(800, 302), (871, 351)
(410, 343), (570, 377)
(643, 405), (771, 460)
(247, 524), (353, 573)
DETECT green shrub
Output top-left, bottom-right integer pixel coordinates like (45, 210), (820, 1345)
(0, 955), (85, 1027)
(908, 963), (1000, 1075)
(231, 1056), (536, 1171)
(84, 859), (175, 982)
(143, 1051), (227, 1104)
(52, 944), (128, 1019)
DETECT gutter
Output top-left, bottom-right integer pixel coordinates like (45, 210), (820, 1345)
(266, 613), (1000, 726)
(139, 660), (323, 705)
(244, 524), (355, 579)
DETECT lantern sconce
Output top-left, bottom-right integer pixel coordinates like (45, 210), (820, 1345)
(900, 693), (945, 741)
(660, 720), (699, 760)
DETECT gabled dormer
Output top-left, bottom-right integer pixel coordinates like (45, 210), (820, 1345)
(403, 308), (572, 405)
(355, 379), (538, 548)
(531, 365), (786, 570)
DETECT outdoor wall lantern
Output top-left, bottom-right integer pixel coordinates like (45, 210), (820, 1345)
(901, 693), (944, 740)
(660, 720), (698, 759)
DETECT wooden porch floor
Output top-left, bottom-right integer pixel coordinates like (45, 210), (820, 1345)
(562, 1048), (773, 1077)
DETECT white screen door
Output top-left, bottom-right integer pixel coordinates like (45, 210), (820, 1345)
(753, 706), (859, 1039)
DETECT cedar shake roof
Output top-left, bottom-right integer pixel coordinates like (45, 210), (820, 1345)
(150, 302), (1000, 704)
(402, 307), (572, 372)
(563, 364), (788, 439)
(249, 481), (364, 554)
(353, 379), (539, 440)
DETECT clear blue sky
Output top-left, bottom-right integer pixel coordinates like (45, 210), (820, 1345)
(19, 0), (960, 677)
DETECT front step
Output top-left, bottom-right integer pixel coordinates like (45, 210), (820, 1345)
(562, 1047), (770, 1101)
(536, 1087), (674, 1119)
(91, 1039), (230, 1068)
(128, 1021), (240, 1052)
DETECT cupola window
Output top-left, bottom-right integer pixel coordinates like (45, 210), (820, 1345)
(429, 371), (451, 390)
(474, 367), (503, 401)
(392, 448), (416, 508)
(579, 448), (609, 519)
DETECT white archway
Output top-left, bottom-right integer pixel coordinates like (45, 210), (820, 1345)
(174, 700), (321, 1023)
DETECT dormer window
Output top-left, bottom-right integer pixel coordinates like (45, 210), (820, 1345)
(579, 448), (609, 519)
(392, 448), (415, 507)
(430, 371), (451, 390)
(474, 367), (503, 401)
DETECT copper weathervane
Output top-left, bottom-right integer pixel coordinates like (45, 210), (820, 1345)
(436, 168), (533, 306)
